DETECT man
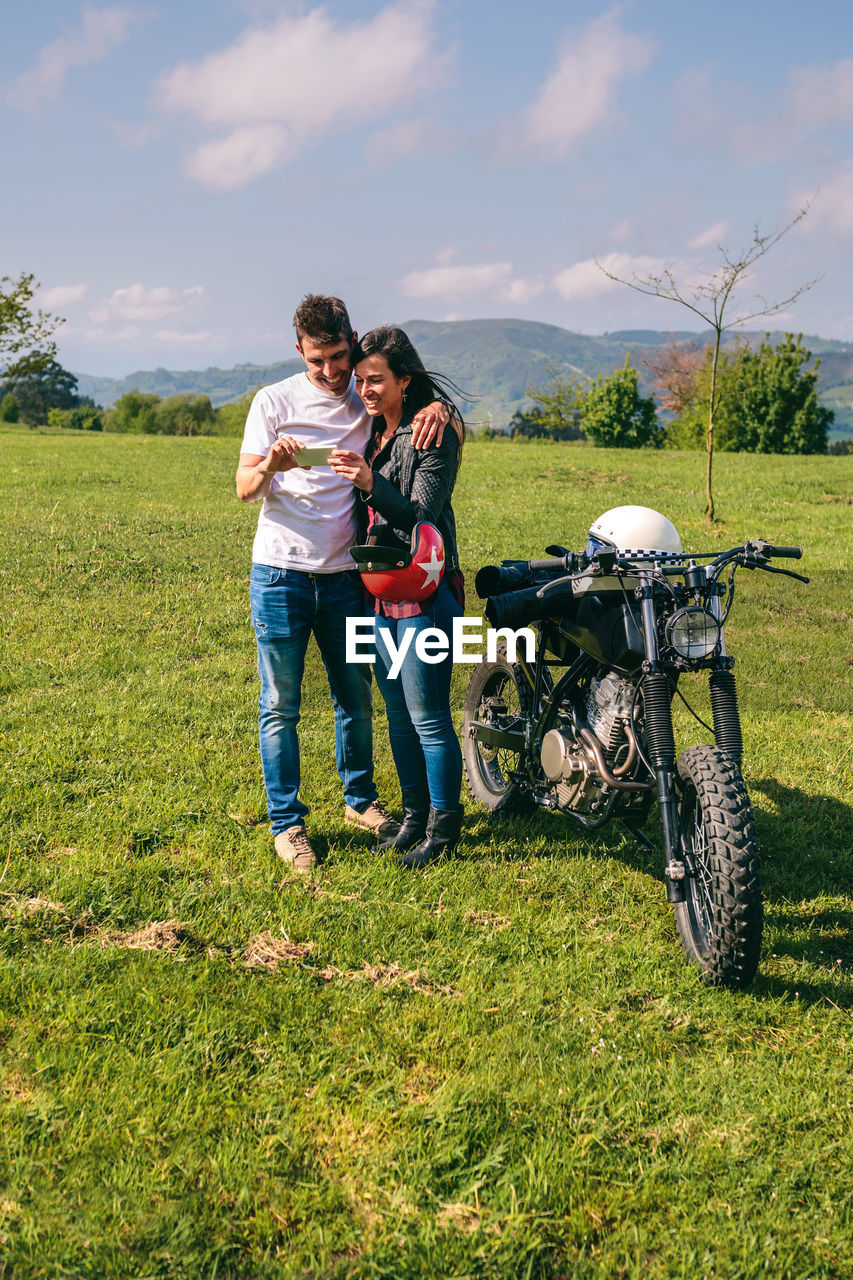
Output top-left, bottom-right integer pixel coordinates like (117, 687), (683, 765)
(236, 295), (448, 872)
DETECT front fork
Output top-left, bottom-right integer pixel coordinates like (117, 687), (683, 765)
(639, 590), (686, 903)
(708, 586), (743, 767)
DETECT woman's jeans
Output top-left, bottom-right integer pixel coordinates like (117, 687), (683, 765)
(250, 565), (376, 834)
(373, 581), (463, 811)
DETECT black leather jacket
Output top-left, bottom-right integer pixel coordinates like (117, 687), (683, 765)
(356, 417), (461, 570)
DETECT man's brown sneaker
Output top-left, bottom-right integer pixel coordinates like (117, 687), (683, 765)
(274, 825), (317, 872)
(345, 800), (401, 839)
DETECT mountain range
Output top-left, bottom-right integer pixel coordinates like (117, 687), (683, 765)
(73, 318), (853, 437)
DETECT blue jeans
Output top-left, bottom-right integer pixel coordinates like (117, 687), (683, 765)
(250, 566), (376, 833)
(372, 581), (463, 811)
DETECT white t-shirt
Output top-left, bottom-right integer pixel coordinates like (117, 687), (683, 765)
(241, 372), (370, 572)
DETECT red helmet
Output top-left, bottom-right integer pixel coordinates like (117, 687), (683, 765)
(350, 522), (445, 603)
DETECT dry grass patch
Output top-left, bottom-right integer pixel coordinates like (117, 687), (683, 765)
(244, 931), (314, 970)
(399, 1061), (449, 1104)
(1, 895), (67, 920)
(97, 919), (191, 954)
(1, 1073), (33, 1104)
(436, 1201), (490, 1234)
(307, 1111), (418, 1244)
(227, 811), (266, 827)
(322, 961), (456, 996)
(465, 909), (511, 930)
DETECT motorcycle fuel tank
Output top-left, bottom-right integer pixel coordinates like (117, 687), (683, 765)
(551, 595), (645, 673)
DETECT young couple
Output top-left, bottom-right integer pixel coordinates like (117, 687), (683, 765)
(236, 295), (465, 874)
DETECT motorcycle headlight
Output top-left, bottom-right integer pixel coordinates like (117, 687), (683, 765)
(665, 607), (720, 660)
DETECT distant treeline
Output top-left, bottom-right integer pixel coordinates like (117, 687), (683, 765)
(0, 362), (254, 438)
(2, 341), (852, 455)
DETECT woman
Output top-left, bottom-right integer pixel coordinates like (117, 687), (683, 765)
(329, 326), (464, 869)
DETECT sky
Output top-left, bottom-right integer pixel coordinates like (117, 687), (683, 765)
(4, 0), (853, 377)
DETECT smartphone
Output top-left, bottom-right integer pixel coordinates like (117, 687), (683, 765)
(295, 446), (333, 466)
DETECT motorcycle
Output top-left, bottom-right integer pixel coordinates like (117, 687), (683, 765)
(462, 506), (808, 989)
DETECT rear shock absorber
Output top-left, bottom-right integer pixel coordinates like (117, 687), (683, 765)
(710, 668), (743, 766)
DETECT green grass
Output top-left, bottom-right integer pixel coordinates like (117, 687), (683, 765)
(1, 429), (852, 1279)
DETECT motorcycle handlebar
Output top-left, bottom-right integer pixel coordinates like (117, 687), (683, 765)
(763, 545), (802, 559)
(527, 557), (570, 572)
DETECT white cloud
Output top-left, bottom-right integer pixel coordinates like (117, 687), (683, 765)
(155, 1), (443, 188)
(504, 277), (546, 304)
(89, 284), (204, 324)
(185, 126), (291, 189)
(82, 325), (141, 341)
(38, 284), (89, 308)
(364, 115), (449, 170)
(153, 330), (214, 345)
(111, 120), (161, 149)
(790, 162), (853, 238)
(553, 253), (666, 302)
(688, 221), (733, 251)
(401, 260), (541, 303)
(402, 262), (513, 298)
(674, 56), (853, 166)
(7, 5), (135, 110)
(789, 58), (853, 130)
(608, 219), (633, 244)
(504, 11), (653, 156)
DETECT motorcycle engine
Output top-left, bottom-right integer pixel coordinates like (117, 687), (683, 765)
(585, 672), (637, 759)
(539, 672), (638, 814)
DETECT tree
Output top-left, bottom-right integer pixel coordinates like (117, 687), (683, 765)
(653, 334), (833, 454)
(643, 338), (706, 416)
(1, 356), (80, 425)
(155, 393), (215, 436)
(659, 342), (744, 450)
(582, 356), (660, 448)
(508, 405), (550, 439)
(0, 392), (19, 422)
(526, 362), (586, 439)
(106, 391), (161, 433)
(598, 206), (817, 517)
(214, 392), (255, 437)
(48, 404), (104, 431)
(0, 272), (62, 374)
(725, 333), (832, 454)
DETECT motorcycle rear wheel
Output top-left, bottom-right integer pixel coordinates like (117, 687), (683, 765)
(462, 650), (536, 814)
(673, 744), (762, 989)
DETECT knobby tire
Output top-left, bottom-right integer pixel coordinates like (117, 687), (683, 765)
(673, 744), (762, 989)
(462, 649), (536, 815)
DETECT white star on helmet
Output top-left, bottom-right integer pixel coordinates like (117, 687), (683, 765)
(416, 546), (445, 587)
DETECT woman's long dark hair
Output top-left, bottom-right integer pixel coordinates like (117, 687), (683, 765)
(352, 326), (466, 444)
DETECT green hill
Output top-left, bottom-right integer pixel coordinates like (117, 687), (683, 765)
(73, 319), (853, 436)
(75, 360), (305, 411)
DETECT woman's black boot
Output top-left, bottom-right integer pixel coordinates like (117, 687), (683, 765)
(400, 807), (463, 870)
(374, 787), (430, 853)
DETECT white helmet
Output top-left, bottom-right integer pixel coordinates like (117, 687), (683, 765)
(587, 506), (682, 559)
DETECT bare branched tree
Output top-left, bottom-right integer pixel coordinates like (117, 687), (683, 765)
(642, 337), (705, 416)
(597, 204), (818, 519)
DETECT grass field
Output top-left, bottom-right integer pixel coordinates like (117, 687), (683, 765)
(1, 428), (852, 1279)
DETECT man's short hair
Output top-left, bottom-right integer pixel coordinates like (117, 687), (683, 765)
(293, 295), (354, 347)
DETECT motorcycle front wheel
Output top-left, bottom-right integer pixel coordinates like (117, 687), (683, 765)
(673, 744), (762, 989)
(462, 649), (536, 814)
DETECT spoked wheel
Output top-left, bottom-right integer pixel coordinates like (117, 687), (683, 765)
(462, 649), (536, 814)
(672, 744), (762, 989)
